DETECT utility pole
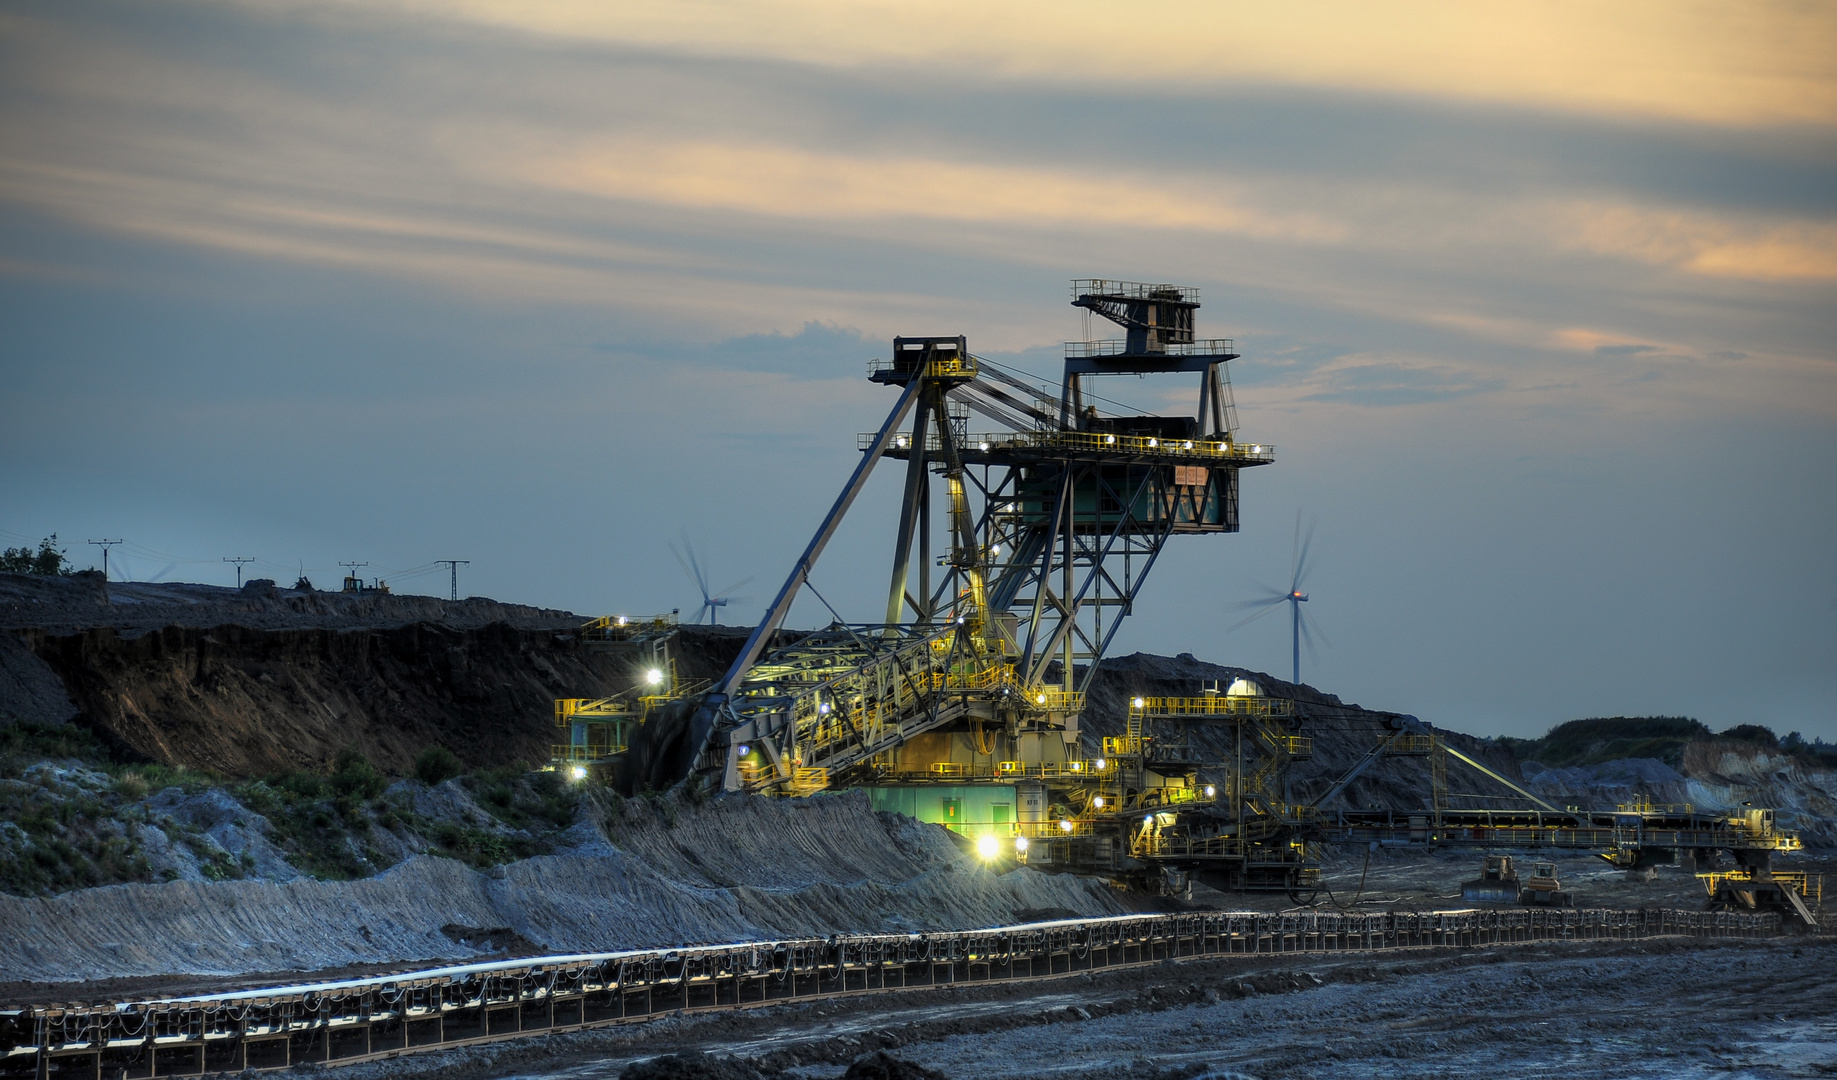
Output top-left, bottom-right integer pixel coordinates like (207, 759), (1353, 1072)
(87, 539), (121, 580)
(223, 557), (255, 588)
(339, 561), (369, 591)
(435, 560), (470, 602)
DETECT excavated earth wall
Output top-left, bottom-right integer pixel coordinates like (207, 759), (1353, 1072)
(21, 622), (638, 778)
(1, 574), (756, 777)
(0, 790), (1140, 986)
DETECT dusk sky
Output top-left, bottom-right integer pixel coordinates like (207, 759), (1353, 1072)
(2, 1), (1833, 740)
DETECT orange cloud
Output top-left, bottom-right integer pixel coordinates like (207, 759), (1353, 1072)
(1562, 204), (1837, 281)
(244, 0), (1837, 126)
(521, 139), (1345, 241)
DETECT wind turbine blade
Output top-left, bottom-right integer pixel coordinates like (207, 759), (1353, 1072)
(683, 535), (711, 596)
(715, 575), (754, 597)
(1294, 517), (1316, 589)
(1225, 602), (1284, 635)
(670, 542), (698, 587)
(673, 537), (716, 604)
(1299, 609), (1331, 656)
(1290, 512), (1301, 590)
(1225, 595), (1288, 611)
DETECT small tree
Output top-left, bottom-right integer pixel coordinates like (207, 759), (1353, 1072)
(414, 745), (464, 785)
(331, 746), (387, 799)
(0, 534), (73, 575)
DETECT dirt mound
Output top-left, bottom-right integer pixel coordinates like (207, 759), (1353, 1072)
(622, 1054), (777, 1080)
(0, 789), (1141, 986)
(843, 1052), (950, 1080)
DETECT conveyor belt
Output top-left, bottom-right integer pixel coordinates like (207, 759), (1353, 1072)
(0, 907), (1778, 1077)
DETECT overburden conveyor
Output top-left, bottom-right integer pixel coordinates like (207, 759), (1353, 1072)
(0, 907), (1779, 1077)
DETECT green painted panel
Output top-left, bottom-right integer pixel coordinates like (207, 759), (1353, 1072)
(861, 784), (1020, 835)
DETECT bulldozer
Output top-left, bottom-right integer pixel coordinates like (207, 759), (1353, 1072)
(1461, 855), (1573, 907)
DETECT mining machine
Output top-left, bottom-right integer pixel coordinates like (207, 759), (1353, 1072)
(549, 281), (1816, 909)
(631, 280), (1278, 878)
(1460, 856), (1573, 907)
(551, 612), (701, 780)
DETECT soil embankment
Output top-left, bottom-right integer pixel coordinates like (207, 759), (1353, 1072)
(1, 573), (755, 777)
(0, 789), (1142, 989)
(25, 622), (644, 778)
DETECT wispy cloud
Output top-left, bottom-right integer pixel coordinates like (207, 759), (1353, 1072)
(523, 139), (1346, 240)
(239, 0), (1837, 125)
(1560, 202), (1837, 281)
(2, 0), (1832, 398)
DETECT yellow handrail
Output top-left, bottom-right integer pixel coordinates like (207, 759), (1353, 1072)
(1128, 695), (1295, 717)
(865, 430), (1275, 463)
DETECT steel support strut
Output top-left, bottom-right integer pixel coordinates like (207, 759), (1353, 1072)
(681, 378), (922, 774)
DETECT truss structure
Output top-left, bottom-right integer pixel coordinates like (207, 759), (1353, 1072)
(679, 282), (1272, 808)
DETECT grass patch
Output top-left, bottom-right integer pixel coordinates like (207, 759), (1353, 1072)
(0, 778), (152, 895)
(0, 719), (116, 777)
(463, 767), (577, 832)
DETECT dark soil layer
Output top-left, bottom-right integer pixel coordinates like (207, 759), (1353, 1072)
(8, 611), (752, 778)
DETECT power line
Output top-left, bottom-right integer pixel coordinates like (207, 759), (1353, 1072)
(435, 560), (470, 602)
(87, 539), (122, 580)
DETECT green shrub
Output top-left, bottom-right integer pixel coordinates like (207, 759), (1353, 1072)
(0, 535), (74, 575)
(112, 772), (149, 800)
(277, 771), (327, 800)
(0, 718), (115, 774)
(414, 746), (464, 786)
(331, 747), (386, 800)
(1718, 724), (1778, 747)
(1500, 716), (1713, 768)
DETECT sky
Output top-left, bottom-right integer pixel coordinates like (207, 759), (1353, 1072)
(1, 0), (1833, 741)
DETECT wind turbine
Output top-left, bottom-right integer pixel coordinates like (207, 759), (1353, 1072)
(670, 535), (752, 625)
(1227, 513), (1329, 687)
